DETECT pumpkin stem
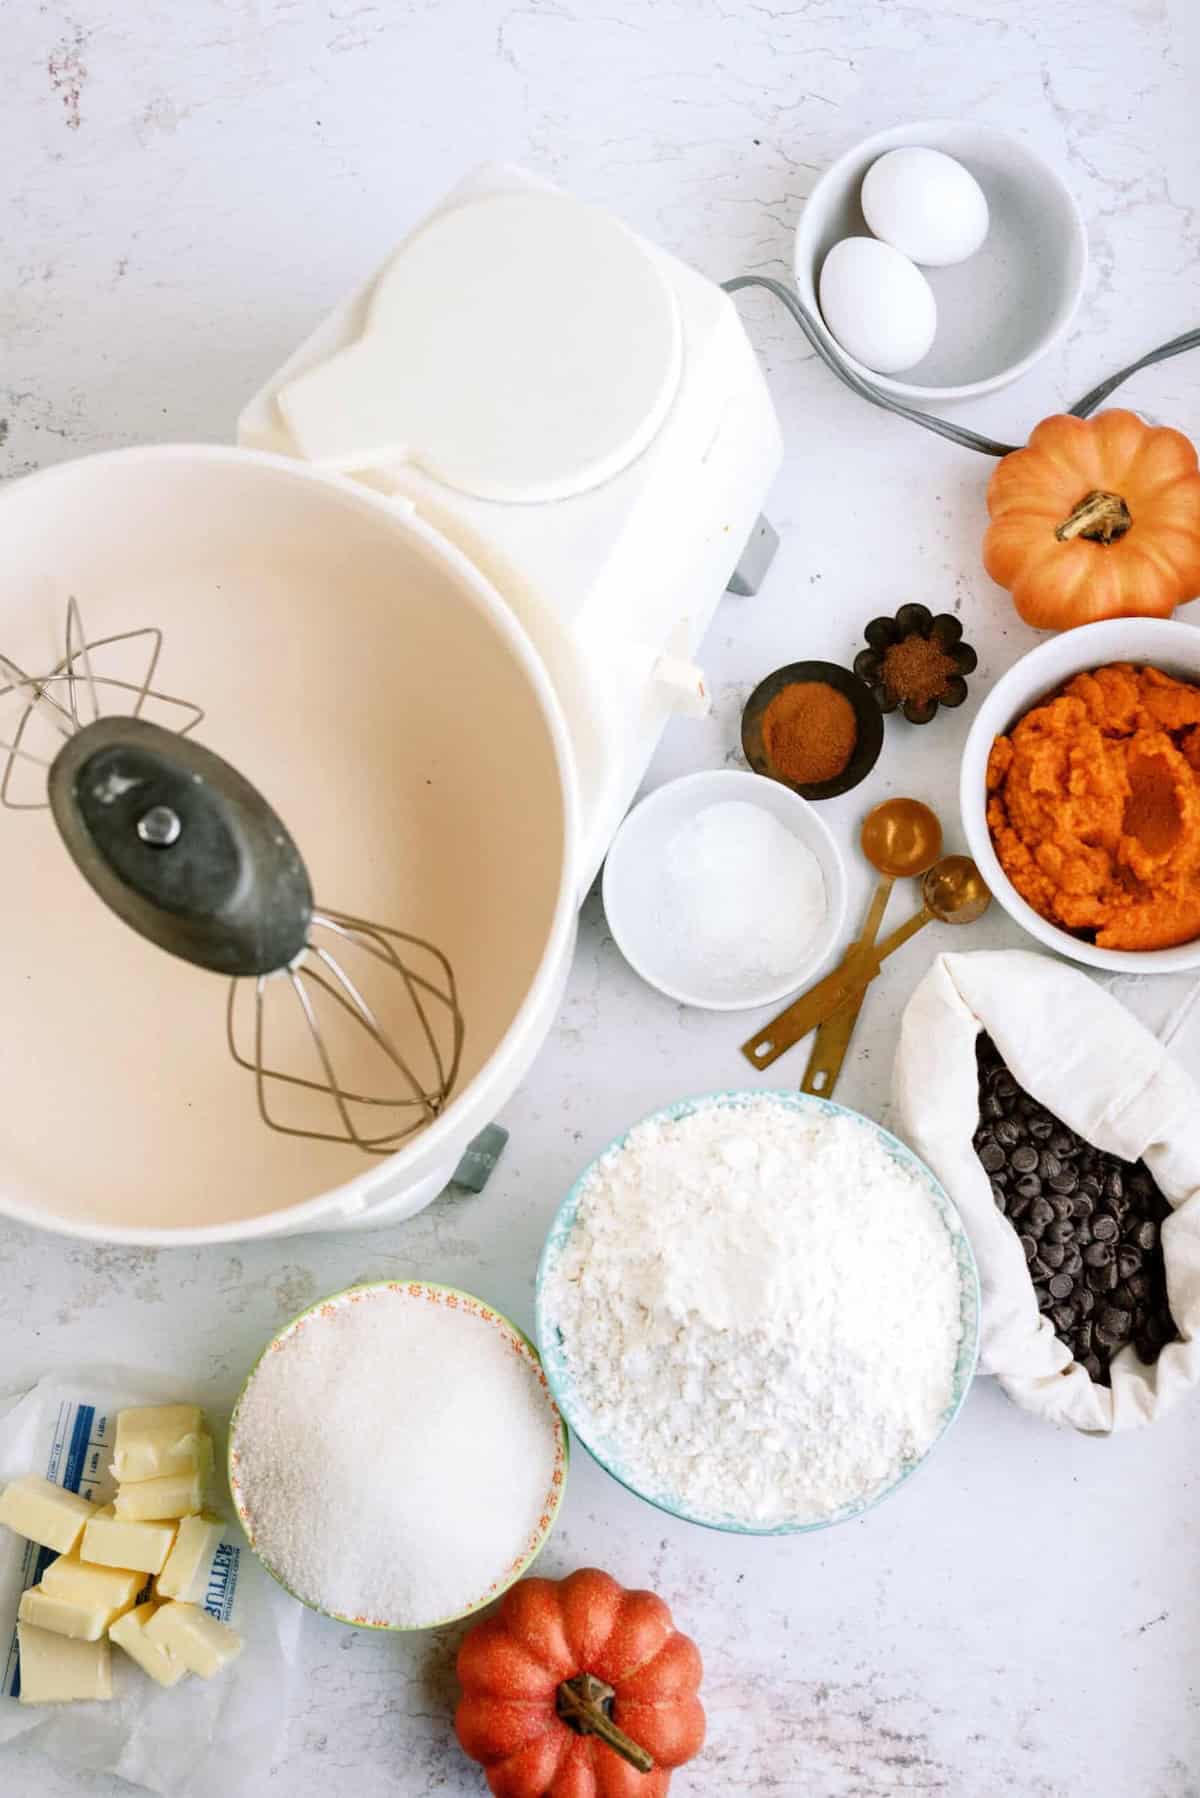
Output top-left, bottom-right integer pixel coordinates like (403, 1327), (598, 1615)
(1055, 489), (1133, 545)
(556, 1673), (655, 1775)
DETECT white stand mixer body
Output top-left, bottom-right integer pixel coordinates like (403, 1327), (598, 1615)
(239, 164), (784, 889)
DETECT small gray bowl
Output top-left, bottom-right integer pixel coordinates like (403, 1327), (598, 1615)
(794, 119), (1087, 402)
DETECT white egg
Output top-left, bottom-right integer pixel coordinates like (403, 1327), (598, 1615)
(861, 146), (990, 267)
(817, 237), (937, 375)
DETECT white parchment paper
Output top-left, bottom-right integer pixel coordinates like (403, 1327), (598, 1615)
(0, 1367), (302, 1795)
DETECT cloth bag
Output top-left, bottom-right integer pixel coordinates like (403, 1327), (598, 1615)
(893, 949), (1200, 1432)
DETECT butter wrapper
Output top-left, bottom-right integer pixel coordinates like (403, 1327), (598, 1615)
(0, 1368), (301, 1795)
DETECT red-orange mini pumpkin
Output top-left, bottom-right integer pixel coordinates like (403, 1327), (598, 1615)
(455, 1568), (705, 1798)
(983, 409), (1200, 629)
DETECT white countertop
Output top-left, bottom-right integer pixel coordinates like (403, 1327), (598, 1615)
(4, 2), (1200, 1793)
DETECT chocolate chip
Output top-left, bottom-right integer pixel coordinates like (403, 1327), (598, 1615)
(1046, 1220), (1073, 1244)
(1084, 1242), (1112, 1267)
(1016, 1175), (1043, 1200)
(981, 1094), (1004, 1121)
(1117, 1246), (1142, 1280)
(1049, 1170), (1078, 1195)
(1063, 1245), (1084, 1278)
(995, 1073), (1017, 1100)
(1092, 1214), (1119, 1243)
(1038, 1151), (1062, 1180)
(1105, 1169), (1125, 1204)
(1072, 1189), (1095, 1218)
(1029, 1116), (1055, 1142)
(1076, 1320), (1093, 1355)
(1087, 1262), (1118, 1293)
(1127, 1272), (1152, 1301)
(1029, 1197), (1055, 1230)
(1100, 1305), (1132, 1337)
(1048, 1272), (1074, 1300)
(1135, 1219), (1159, 1251)
(1040, 1242), (1066, 1271)
(1076, 1287), (1096, 1319)
(1019, 1234), (1037, 1264)
(1051, 1302), (1077, 1330)
(978, 1140), (1005, 1172)
(1050, 1131), (1077, 1157)
(995, 1120), (1021, 1148)
(1011, 1145), (1039, 1174)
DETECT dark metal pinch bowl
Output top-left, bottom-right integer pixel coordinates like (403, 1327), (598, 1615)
(741, 660), (885, 801)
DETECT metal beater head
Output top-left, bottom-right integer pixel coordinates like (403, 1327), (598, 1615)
(3, 600), (464, 1155)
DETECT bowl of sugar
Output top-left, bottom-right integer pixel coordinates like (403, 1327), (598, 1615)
(228, 1281), (568, 1630)
(601, 769), (847, 1010)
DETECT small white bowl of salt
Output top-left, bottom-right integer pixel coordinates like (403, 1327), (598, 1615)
(602, 768), (847, 1010)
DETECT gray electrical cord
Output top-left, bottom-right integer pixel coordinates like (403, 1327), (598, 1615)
(723, 274), (1200, 457)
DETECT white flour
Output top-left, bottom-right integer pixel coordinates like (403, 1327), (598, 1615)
(544, 1097), (964, 1525)
(231, 1290), (562, 1626)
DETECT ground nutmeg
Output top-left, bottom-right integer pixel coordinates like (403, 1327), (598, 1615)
(761, 680), (857, 785)
(881, 634), (958, 709)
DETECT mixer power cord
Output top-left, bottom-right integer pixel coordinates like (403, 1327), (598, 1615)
(723, 274), (1200, 458)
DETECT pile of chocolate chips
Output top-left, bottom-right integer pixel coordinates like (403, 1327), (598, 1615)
(972, 1033), (1177, 1385)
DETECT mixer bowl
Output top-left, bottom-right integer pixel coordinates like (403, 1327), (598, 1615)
(0, 446), (579, 1243)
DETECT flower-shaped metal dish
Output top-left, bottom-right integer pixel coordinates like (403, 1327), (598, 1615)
(854, 604), (977, 725)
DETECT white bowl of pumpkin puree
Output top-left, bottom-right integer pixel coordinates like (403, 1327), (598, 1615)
(962, 618), (1200, 972)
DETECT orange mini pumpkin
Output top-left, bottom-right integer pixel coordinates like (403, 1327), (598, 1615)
(983, 409), (1200, 629)
(455, 1568), (705, 1798)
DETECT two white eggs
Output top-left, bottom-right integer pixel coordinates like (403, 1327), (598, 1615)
(818, 147), (989, 375)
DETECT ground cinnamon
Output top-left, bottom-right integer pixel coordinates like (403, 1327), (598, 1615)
(762, 681), (857, 785)
(881, 634), (957, 708)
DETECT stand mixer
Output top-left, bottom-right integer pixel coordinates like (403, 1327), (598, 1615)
(240, 163), (784, 885)
(0, 166), (783, 1243)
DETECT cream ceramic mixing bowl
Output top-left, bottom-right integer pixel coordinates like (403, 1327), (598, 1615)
(0, 446), (580, 1242)
(960, 617), (1200, 973)
(794, 120), (1087, 403)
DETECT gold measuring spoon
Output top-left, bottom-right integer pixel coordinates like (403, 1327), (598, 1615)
(742, 856), (990, 1070)
(800, 798), (943, 1099)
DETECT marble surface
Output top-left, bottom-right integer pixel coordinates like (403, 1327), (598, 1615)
(4, 1), (1200, 1792)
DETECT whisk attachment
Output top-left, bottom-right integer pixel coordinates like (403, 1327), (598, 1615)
(7, 601), (464, 1156)
(0, 597), (204, 810)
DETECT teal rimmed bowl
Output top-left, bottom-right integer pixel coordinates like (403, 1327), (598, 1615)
(535, 1090), (979, 1535)
(228, 1280), (569, 1629)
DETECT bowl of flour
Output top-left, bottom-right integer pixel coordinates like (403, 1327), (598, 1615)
(228, 1282), (568, 1628)
(536, 1092), (979, 1533)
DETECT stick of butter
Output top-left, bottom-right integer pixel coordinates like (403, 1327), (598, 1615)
(20, 1554), (142, 1640)
(111, 1405), (206, 1482)
(83, 1504), (177, 1576)
(144, 1601), (243, 1678)
(110, 1601), (186, 1688)
(114, 1454), (209, 1523)
(155, 1513), (226, 1602)
(17, 1621), (112, 1704)
(0, 1474), (96, 1554)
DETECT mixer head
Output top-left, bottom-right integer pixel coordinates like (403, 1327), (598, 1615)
(0, 600), (464, 1155)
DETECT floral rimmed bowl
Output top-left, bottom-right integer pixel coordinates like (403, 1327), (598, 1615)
(228, 1280), (569, 1630)
(535, 1090), (980, 1535)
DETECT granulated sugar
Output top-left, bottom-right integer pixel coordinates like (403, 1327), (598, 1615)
(543, 1097), (965, 1525)
(231, 1288), (563, 1626)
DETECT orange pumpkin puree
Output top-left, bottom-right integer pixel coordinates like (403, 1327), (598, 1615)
(987, 663), (1200, 951)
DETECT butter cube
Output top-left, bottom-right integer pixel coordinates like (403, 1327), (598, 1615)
(111, 1405), (206, 1482)
(20, 1553), (141, 1641)
(155, 1513), (225, 1602)
(114, 1451), (209, 1522)
(17, 1621), (112, 1704)
(42, 1550), (143, 1614)
(144, 1601), (242, 1678)
(0, 1474), (96, 1554)
(110, 1601), (186, 1688)
(83, 1504), (176, 1576)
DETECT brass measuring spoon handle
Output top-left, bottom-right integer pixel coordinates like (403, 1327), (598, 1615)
(741, 902), (932, 1069)
(800, 873), (895, 1098)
